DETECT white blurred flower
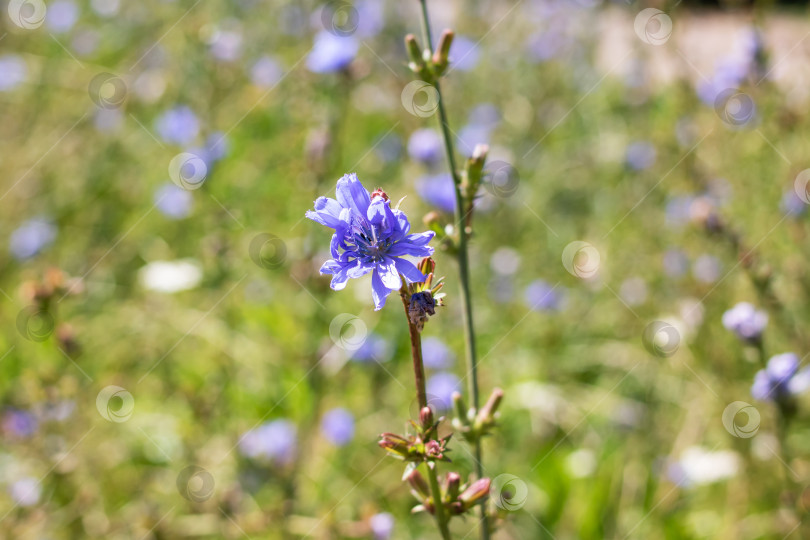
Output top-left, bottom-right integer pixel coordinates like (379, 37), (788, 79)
(9, 477), (40, 506)
(139, 260), (202, 293)
(670, 446), (739, 487)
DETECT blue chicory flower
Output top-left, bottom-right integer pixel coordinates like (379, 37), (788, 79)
(250, 56), (284, 88)
(625, 141), (657, 171)
(414, 173), (455, 213)
(407, 128), (443, 165)
(426, 372), (461, 411)
(320, 407), (355, 446)
(350, 332), (392, 363)
(524, 279), (563, 312)
(781, 190), (806, 218)
(238, 419), (297, 464)
(751, 353), (810, 401)
(369, 512), (394, 540)
(306, 31), (358, 74)
(2, 409), (38, 438)
(155, 183), (193, 219)
(155, 106), (200, 146)
(306, 173), (435, 310)
(422, 336), (455, 369)
(10, 219), (56, 260)
(46, 0), (78, 33)
(0, 55), (27, 92)
(722, 302), (767, 343)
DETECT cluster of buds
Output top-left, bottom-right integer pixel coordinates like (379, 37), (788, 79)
(378, 407), (452, 462)
(460, 144), (488, 230)
(404, 258), (445, 332)
(405, 466), (491, 516)
(405, 29), (454, 82)
(452, 388), (504, 443)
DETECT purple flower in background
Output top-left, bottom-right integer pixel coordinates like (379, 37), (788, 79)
(93, 108), (123, 133)
(426, 372), (461, 411)
(457, 124), (491, 157)
(751, 353), (810, 401)
(2, 409), (38, 438)
(250, 56), (283, 88)
(524, 279), (562, 312)
(625, 141), (657, 171)
(374, 133), (401, 163)
(0, 55), (27, 92)
(205, 132), (228, 162)
(9, 478), (40, 507)
(415, 173), (455, 213)
(355, 0), (384, 38)
(665, 195), (695, 229)
(722, 302), (767, 344)
(10, 219), (56, 260)
(449, 35), (480, 71)
(46, 0), (78, 33)
(209, 30), (243, 62)
(306, 174), (434, 310)
(306, 31), (358, 74)
(155, 183), (192, 219)
(422, 336), (454, 369)
(350, 332), (392, 363)
(781, 190), (806, 218)
(369, 512), (394, 540)
(692, 254), (721, 284)
(239, 419), (297, 464)
(155, 106), (199, 146)
(321, 407), (354, 446)
(407, 129), (443, 165)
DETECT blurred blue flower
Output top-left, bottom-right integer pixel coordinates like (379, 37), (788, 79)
(250, 56), (284, 88)
(662, 249), (689, 278)
(426, 372), (461, 411)
(781, 190), (806, 218)
(10, 219), (56, 260)
(209, 30), (243, 62)
(468, 103), (500, 130)
(722, 302), (767, 344)
(2, 409), (38, 438)
(369, 512), (394, 540)
(665, 196), (695, 229)
(692, 254), (722, 284)
(205, 132), (228, 162)
(350, 332), (392, 363)
(524, 279), (562, 312)
(155, 106), (199, 146)
(306, 174), (434, 310)
(0, 55), (27, 92)
(9, 477), (40, 507)
(422, 336), (454, 369)
(155, 183), (193, 219)
(374, 133), (401, 163)
(526, 29), (570, 63)
(415, 173), (455, 213)
(320, 407), (354, 446)
(306, 31), (358, 74)
(449, 35), (480, 71)
(46, 0), (78, 33)
(407, 129), (443, 165)
(456, 124), (491, 157)
(355, 0), (384, 38)
(752, 353), (810, 401)
(239, 419), (297, 464)
(625, 141), (657, 171)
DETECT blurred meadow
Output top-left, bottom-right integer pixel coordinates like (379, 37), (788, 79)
(4, 0), (810, 538)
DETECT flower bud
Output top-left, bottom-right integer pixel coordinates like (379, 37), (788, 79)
(452, 392), (469, 429)
(378, 432), (411, 459)
(475, 387), (503, 428)
(459, 477), (491, 509)
(445, 472), (461, 501)
(404, 467), (430, 498)
(431, 29), (454, 76)
(371, 188), (389, 201)
(405, 34), (430, 80)
(420, 406), (434, 431)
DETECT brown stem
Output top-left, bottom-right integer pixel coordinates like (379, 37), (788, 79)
(400, 281), (427, 410)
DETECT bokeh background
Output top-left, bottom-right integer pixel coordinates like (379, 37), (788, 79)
(3, 0), (810, 538)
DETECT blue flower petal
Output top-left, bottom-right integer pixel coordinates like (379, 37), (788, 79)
(336, 173), (370, 216)
(367, 196), (387, 225)
(394, 257), (426, 283)
(377, 257), (401, 290)
(330, 264), (352, 291)
(371, 269), (390, 310)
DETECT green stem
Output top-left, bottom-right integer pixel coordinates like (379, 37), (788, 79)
(426, 463), (453, 540)
(417, 2), (489, 539)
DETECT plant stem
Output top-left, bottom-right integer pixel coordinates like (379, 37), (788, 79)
(399, 281), (452, 539)
(426, 462), (453, 540)
(416, 2), (489, 538)
(400, 283), (427, 409)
